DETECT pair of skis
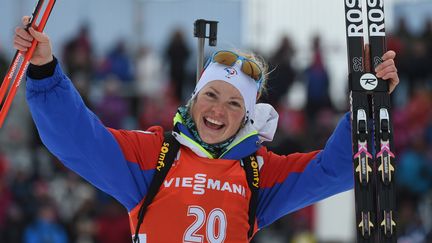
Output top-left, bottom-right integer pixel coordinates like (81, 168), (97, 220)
(344, 0), (396, 242)
(0, 0), (56, 128)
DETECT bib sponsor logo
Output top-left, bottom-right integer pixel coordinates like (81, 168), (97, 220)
(164, 173), (246, 198)
(156, 142), (170, 171)
(249, 156), (259, 188)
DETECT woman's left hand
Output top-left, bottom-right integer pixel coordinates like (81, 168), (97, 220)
(375, 50), (399, 94)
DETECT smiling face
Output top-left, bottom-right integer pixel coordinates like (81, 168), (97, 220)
(190, 80), (246, 144)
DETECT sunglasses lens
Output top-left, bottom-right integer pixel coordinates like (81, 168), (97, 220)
(213, 51), (238, 66)
(212, 51), (262, 83)
(242, 60), (261, 81)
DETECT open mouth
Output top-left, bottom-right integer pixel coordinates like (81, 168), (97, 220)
(203, 117), (225, 130)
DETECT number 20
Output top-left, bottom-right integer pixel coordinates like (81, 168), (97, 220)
(183, 206), (227, 243)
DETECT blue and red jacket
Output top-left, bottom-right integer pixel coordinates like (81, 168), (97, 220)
(26, 63), (354, 242)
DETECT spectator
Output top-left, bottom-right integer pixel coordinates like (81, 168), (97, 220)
(24, 202), (68, 243)
(264, 35), (296, 109)
(70, 198), (98, 243)
(397, 135), (432, 195)
(404, 40), (431, 93)
(0, 46), (8, 77)
(421, 18), (432, 54)
(397, 192), (428, 243)
(63, 25), (93, 79)
(135, 46), (165, 98)
(138, 91), (179, 130)
(303, 35), (333, 122)
(49, 171), (96, 223)
(1, 204), (26, 243)
(165, 29), (190, 102)
(95, 199), (131, 243)
(0, 152), (11, 201)
(94, 76), (130, 129)
(0, 154), (12, 240)
(98, 40), (134, 82)
(395, 17), (414, 44)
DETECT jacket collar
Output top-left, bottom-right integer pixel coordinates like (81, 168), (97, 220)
(172, 103), (278, 160)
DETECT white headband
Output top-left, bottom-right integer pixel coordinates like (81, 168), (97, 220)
(191, 61), (258, 122)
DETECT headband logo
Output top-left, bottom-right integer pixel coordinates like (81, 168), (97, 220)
(224, 67), (237, 79)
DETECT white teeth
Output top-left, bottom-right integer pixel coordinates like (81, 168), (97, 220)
(205, 117), (223, 126)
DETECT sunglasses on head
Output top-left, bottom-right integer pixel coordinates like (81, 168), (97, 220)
(204, 50), (264, 88)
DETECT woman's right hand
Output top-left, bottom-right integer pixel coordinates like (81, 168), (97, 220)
(13, 16), (53, 66)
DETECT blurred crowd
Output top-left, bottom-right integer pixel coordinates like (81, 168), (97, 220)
(0, 16), (431, 243)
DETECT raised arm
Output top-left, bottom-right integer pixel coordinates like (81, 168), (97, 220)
(256, 113), (353, 228)
(16, 16), (160, 211)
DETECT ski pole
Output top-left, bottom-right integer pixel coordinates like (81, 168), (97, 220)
(0, 0), (46, 107)
(0, 0), (56, 128)
(193, 19), (218, 83)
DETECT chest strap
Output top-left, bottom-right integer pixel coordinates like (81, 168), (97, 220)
(133, 132), (180, 243)
(242, 154), (260, 239)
